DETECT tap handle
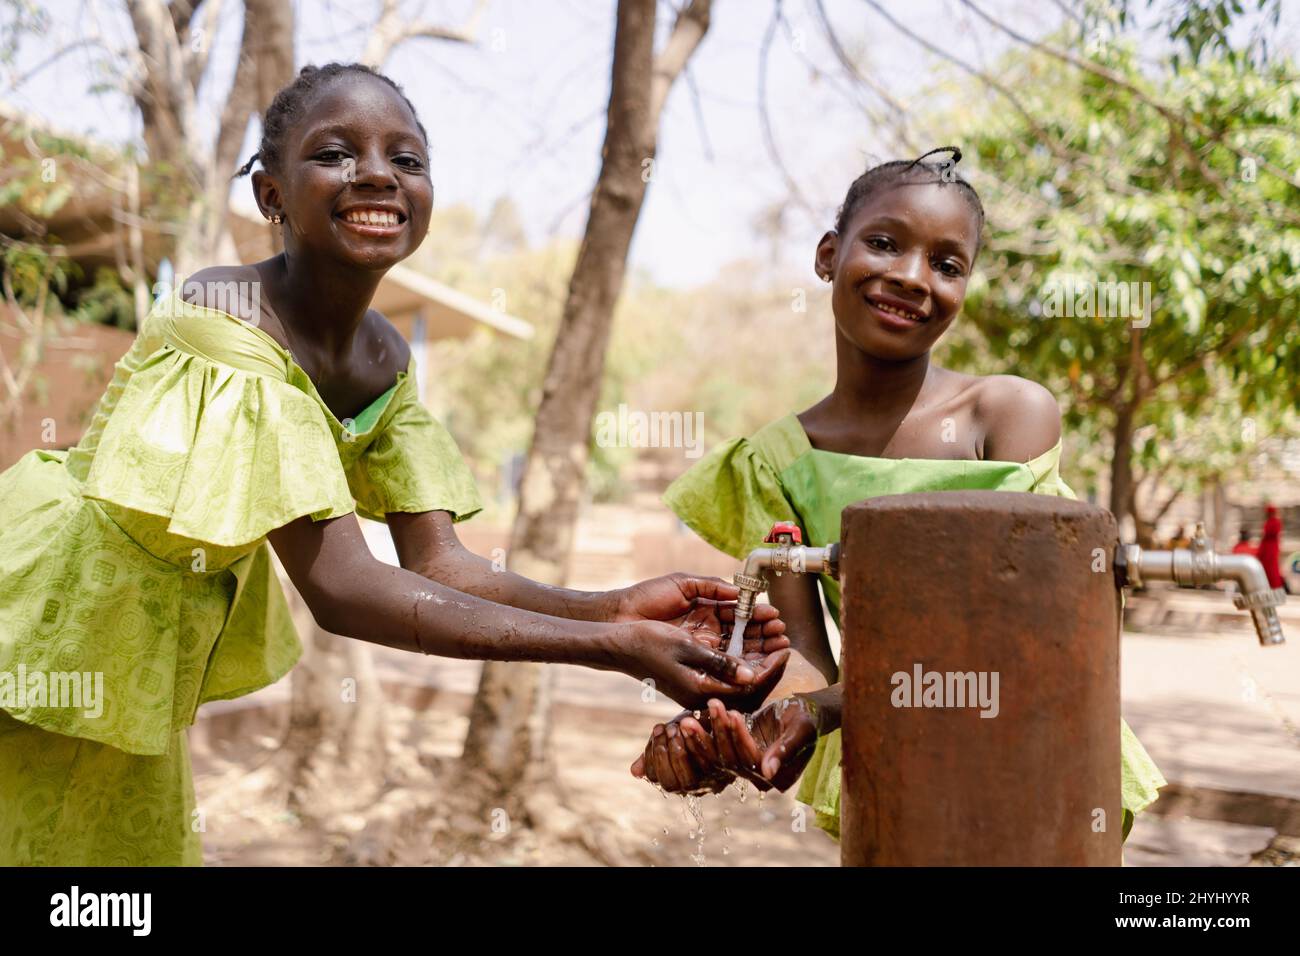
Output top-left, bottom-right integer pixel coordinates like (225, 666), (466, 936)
(765, 521), (802, 545)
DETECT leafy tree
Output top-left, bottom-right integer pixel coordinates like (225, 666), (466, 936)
(947, 40), (1298, 537)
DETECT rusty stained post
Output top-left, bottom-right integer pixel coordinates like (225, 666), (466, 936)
(840, 491), (1122, 866)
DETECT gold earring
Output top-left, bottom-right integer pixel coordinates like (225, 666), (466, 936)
(269, 212), (283, 224)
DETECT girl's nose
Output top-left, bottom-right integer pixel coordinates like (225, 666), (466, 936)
(884, 251), (929, 295)
(349, 149), (399, 189)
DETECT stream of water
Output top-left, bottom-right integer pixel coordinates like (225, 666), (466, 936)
(726, 616), (747, 658)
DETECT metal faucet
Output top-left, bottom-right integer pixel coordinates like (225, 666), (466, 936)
(726, 519), (1285, 657)
(1114, 523), (1286, 646)
(727, 522), (841, 657)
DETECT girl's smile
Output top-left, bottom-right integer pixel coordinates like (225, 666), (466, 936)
(335, 203), (409, 237)
(862, 291), (931, 329)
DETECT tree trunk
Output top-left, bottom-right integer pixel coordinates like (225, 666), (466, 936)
(1211, 475), (1228, 549)
(179, 0), (295, 273)
(459, 0), (712, 809)
(1109, 402), (1137, 541)
(126, 0), (294, 275)
(276, 562), (391, 813)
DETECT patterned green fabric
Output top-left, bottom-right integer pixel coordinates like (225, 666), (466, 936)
(663, 412), (1166, 841)
(0, 710), (201, 865)
(0, 289), (482, 865)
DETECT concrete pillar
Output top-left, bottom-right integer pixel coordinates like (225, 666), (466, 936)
(839, 491), (1122, 866)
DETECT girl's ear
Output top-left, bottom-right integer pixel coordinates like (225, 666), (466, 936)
(814, 230), (838, 283)
(252, 170), (283, 222)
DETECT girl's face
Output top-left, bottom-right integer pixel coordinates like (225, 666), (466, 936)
(254, 74), (434, 270)
(816, 180), (980, 362)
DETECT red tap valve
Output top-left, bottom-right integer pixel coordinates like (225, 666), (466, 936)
(765, 522), (802, 545)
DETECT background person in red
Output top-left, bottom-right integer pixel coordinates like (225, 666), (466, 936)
(1257, 504), (1287, 592)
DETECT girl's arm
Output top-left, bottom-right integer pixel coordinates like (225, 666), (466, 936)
(387, 509), (620, 621)
(268, 512), (788, 709)
(386, 510), (788, 642)
(763, 570), (837, 698)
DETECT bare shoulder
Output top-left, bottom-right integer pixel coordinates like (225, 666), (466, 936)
(362, 308), (412, 380)
(974, 374), (1062, 462)
(180, 265), (266, 324)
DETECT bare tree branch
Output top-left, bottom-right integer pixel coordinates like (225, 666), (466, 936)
(184, 0), (226, 91)
(649, 0), (711, 121)
(813, 0), (905, 117)
(168, 0), (199, 38)
(683, 66), (714, 162)
(4, 38), (106, 92)
(759, 1), (816, 218)
(362, 0), (487, 69)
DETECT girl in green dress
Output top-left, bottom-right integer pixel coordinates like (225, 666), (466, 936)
(0, 63), (791, 865)
(632, 147), (1166, 842)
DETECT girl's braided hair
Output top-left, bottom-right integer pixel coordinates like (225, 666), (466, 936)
(834, 146), (985, 254)
(234, 62), (428, 178)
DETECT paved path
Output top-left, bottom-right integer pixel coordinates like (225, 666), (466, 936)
(1120, 599), (1299, 866)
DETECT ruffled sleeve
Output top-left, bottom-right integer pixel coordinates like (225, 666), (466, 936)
(0, 321), (357, 754)
(662, 435), (800, 559)
(80, 345), (355, 553)
(1026, 439), (1079, 500)
(346, 373), (483, 523)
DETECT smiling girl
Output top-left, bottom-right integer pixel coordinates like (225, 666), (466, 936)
(633, 147), (1165, 844)
(0, 63), (789, 865)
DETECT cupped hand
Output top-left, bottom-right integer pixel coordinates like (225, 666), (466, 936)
(620, 620), (789, 712)
(613, 573), (788, 649)
(631, 696), (818, 794)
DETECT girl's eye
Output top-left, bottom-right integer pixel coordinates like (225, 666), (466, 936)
(316, 148), (349, 163)
(394, 154), (426, 171)
(935, 259), (965, 277)
(865, 236), (895, 252)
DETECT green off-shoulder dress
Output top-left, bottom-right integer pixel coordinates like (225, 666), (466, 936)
(663, 412), (1166, 842)
(0, 289), (481, 865)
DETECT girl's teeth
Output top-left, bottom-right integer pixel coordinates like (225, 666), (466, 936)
(878, 302), (919, 320)
(345, 210), (398, 225)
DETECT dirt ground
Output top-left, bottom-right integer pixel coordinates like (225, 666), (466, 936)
(191, 672), (840, 867)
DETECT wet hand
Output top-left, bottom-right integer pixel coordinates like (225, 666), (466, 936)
(630, 696), (817, 794)
(613, 573), (787, 650)
(620, 620), (789, 711)
(630, 713), (735, 795)
(739, 695), (819, 792)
